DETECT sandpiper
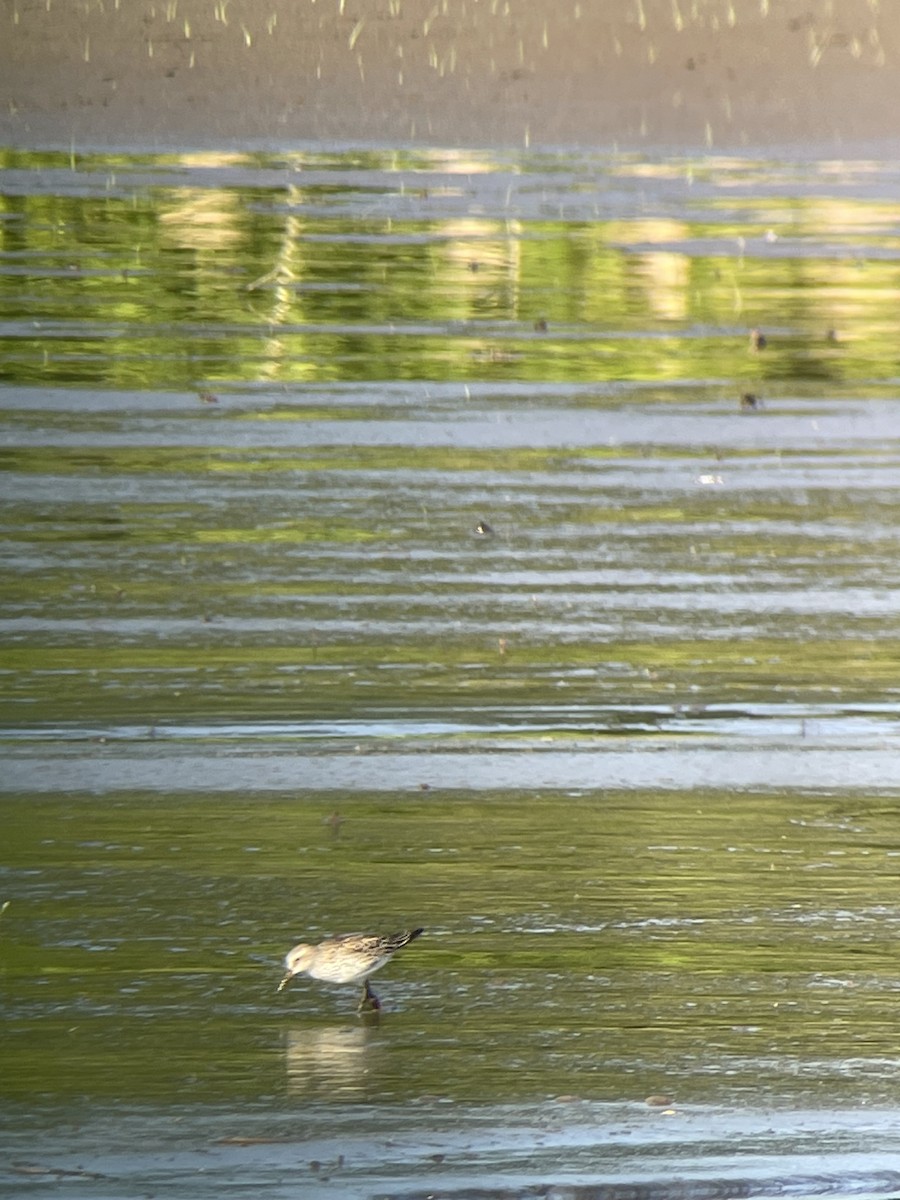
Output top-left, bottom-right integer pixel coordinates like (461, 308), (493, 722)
(277, 928), (424, 1011)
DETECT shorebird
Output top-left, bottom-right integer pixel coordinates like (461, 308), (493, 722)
(276, 928), (424, 1011)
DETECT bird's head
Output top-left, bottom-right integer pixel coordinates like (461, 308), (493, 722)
(276, 943), (314, 992)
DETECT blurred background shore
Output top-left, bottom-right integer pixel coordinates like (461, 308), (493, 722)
(3, 0), (900, 153)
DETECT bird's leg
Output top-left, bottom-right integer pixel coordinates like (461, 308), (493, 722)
(358, 979), (381, 1013)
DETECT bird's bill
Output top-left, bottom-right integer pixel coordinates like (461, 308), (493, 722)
(276, 970), (295, 993)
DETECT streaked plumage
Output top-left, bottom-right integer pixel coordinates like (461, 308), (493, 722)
(277, 928), (424, 1011)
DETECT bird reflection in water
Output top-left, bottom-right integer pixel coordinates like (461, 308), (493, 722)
(284, 1025), (381, 1097)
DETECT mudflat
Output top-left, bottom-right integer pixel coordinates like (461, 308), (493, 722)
(3, 0), (900, 153)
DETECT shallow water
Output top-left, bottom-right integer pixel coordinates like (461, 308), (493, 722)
(2, 147), (900, 1199)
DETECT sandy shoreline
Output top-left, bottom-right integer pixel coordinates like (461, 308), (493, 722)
(3, 0), (900, 155)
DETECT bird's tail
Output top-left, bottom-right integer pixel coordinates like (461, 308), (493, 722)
(388, 927), (424, 951)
